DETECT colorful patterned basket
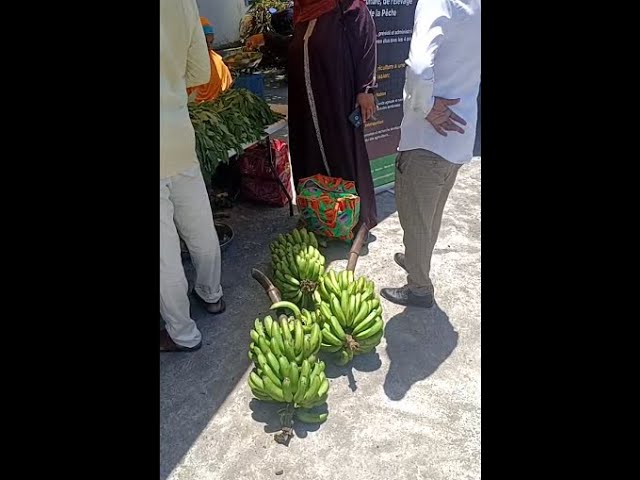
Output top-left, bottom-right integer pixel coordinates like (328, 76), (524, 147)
(296, 174), (360, 241)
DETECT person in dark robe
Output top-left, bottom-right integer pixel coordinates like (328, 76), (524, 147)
(247, 0), (379, 231)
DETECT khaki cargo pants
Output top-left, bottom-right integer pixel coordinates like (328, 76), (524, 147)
(395, 149), (461, 296)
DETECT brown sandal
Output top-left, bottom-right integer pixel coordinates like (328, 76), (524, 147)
(193, 292), (226, 315)
(159, 330), (202, 352)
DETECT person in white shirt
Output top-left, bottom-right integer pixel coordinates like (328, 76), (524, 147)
(160, 0), (225, 352)
(381, 0), (480, 308)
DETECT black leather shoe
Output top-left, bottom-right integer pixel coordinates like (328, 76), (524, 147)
(381, 286), (434, 308)
(394, 253), (406, 271)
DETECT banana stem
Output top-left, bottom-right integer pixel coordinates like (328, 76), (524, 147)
(346, 224), (369, 273)
(345, 334), (359, 351)
(275, 403), (295, 445)
(251, 269), (290, 322)
(251, 268), (282, 304)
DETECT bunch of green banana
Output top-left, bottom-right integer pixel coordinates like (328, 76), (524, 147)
(247, 301), (322, 386)
(247, 307), (330, 418)
(269, 227), (319, 253)
(248, 356), (330, 412)
(317, 270), (385, 365)
(272, 244), (326, 310)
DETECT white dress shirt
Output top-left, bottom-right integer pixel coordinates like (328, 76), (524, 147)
(160, 0), (211, 179)
(398, 0), (481, 164)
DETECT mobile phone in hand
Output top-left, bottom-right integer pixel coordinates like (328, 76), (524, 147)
(348, 107), (363, 128)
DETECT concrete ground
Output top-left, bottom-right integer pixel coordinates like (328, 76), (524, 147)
(160, 159), (481, 479)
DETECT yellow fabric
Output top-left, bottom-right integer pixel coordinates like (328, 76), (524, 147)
(187, 50), (233, 103)
(200, 16), (211, 27)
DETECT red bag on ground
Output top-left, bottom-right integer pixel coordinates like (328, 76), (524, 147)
(238, 139), (293, 208)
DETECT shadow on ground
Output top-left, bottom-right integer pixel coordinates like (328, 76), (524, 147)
(249, 399), (329, 439)
(322, 350), (382, 391)
(383, 303), (458, 401)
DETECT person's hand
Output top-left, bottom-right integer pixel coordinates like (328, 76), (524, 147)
(426, 97), (467, 136)
(356, 93), (377, 123)
(245, 34), (265, 51)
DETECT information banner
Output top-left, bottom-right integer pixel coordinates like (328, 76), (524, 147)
(364, 0), (417, 187)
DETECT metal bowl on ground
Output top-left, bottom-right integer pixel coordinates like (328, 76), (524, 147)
(180, 221), (234, 257)
(215, 221), (234, 251)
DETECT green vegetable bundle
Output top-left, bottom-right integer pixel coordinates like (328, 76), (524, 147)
(188, 89), (284, 179)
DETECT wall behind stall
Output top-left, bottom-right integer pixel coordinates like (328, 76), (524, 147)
(197, 0), (249, 47)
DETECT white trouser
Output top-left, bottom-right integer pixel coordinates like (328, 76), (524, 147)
(160, 165), (223, 348)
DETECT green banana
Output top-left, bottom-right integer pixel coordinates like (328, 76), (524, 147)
(263, 376), (285, 402)
(270, 337), (283, 357)
(327, 271), (340, 295)
(300, 228), (309, 244)
(262, 364), (282, 387)
(355, 318), (384, 340)
(321, 327), (343, 347)
(252, 345), (263, 360)
(303, 335), (312, 358)
(309, 232), (319, 249)
(256, 353), (269, 371)
(251, 389), (273, 402)
(347, 295), (356, 327)
(317, 378), (329, 397)
(351, 309), (378, 336)
(294, 376), (308, 403)
(272, 321), (285, 354)
(319, 302), (333, 322)
(249, 371), (264, 390)
(321, 342), (342, 352)
(331, 294), (347, 326)
(303, 374), (321, 402)
(335, 349), (352, 366)
(266, 351), (280, 375)
(295, 410), (329, 424)
(309, 323), (321, 353)
(318, 278), (330, 300)
(294, 319), (303, 354)
(263, 315), (274, 335)
(356, 329), (384, 347)
(311, 360), (324, 378)
(313, 289), (322, 305)
(279, 355), (290, 377)
(282, 377), (293, 403)
(283, 338), (296, 362)
(254, 318), (265, 337)
(250, 329), (260, 344)
(329, 315), (346, 341)
(340, 289), (349, 320)
(300, 392), (328, 409)
(270, 301), (302, 318)
(301, 359), (311, 378)
(351, 300), (369, 327)
(289, 360), (299, 390)
(280, 317), (293, 343)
